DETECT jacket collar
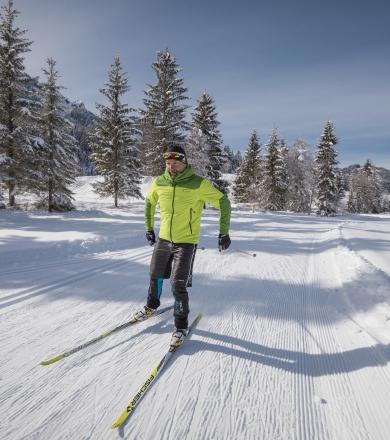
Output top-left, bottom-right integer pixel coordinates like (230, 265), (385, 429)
(164, 165), (194, 183)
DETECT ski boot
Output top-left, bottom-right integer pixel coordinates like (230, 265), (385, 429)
(130, 305), (155, 323)
(170, 328), (188, 348)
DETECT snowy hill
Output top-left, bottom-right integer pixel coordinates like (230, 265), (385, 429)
(0, 176), (389, 439)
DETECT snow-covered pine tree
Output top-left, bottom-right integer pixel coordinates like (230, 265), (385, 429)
(232, 130), (262, 204)
(140, 49), (189, 176)
(263, 129), (286, 210)
(278, 138), (289, 209)
(91, 56), (142, 207)
(186, 126), (209, 177)
(334, 170), (345, 207)
(232, 150), (243, 172)
(362, 159), (382, 212)
(0, 180), (4, 207)
(347, 159), (382, 213)
(36, 58), (78, 212)
(346, 176), (356, 213)
(0, 0), (36, 206)
(192, 92), (228, 194)
(287, 138), (314, 213)
(222, 145), (234, 173)
(314, 121), (339, 215)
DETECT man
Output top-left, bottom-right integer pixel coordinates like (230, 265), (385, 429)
(132, 145), (231, 347)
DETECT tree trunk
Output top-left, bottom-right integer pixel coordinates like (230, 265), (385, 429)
(7, 110), (15, 207)
(8, 181), (15, 207)
(48, 179), (53, 212)
(114, 180), (118, 208)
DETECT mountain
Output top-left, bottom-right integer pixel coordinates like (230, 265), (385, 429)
(62, 99), (98, 175)
(26, 75), (98, 176)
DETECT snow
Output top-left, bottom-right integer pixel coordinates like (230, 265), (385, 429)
(0, 153), (8, 164)
(0, 176), (389, 439)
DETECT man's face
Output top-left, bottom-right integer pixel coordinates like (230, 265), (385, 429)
(165, 159), (186, 177)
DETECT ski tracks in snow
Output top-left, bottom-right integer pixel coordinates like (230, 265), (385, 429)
(292, 220), (390, 440)
(1, 208), (390, 439)
(136, 216), (390, 440)
(0, 247), (152, 315)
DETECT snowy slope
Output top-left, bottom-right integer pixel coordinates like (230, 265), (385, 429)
(0, 177), (389, 440)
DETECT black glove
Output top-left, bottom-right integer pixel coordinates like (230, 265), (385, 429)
(218, 234), (231, 251)
(146, 230), (156, 246)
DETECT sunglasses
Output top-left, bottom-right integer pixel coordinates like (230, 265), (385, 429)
(163, 152), (186, 161)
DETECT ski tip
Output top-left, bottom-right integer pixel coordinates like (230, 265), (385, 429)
(195, 313), (203, 322)
(111, 414), (128, 429)
(40, 355), (65, 366)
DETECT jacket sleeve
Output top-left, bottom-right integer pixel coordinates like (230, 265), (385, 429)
(200, 179), (231, 235)
(145, 180), (159, 231)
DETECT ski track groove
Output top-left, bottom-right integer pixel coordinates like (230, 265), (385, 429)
(253, 263), (287, 440)
(266, 248), (315, 440)
(303, 237), (328, 440)
(159, 351), (192, 440)
(305, 232), (355, 439)
(306, 228), (372, 440)
(0, 248), (132, 277)
(329, 233), (390, 440)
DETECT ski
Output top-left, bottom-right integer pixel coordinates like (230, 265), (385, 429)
(40, 305), (173, 366)
(111, 313), (202, 429)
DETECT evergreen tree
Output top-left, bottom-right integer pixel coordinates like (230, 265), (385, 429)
(382, 196), (390, 213)
(36, 58), (78, 212)
(314, 121), (339, 215)
(287, 139), (314, 213)
(0, 186), (4, 208)
(232, 150), (243, 172)
(263, 129), (286, 210)
(362, 159), (381, 212)
(91, 56), (142, 207)
(0, 0), (35, 206)
(140, 49), (189, 176)
(186, 126), (209, 177)
(278, 139), (289, 209)
(347, 159), (382, 213)
(346, 176), (356, 213)
(334, 170), (345, 207)
(233, 130), (262, 203)
(222, 145), (234, 173)
(192, 92), (228, 194)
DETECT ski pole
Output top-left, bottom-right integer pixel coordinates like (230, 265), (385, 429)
(233, 248), (257, 257)
(199, 247), (256, 257)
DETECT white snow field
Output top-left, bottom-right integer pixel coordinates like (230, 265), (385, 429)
(1, 176), (390, 440)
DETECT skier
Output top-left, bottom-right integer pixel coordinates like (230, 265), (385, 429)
(132, 145), (231, 347)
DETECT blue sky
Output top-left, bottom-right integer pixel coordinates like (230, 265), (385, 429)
(15, 0), (390, 167)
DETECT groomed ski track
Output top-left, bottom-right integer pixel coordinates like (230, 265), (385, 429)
(0, 177), (389, 439)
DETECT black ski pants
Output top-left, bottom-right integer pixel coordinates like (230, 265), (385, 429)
(147, 238), (197, 329)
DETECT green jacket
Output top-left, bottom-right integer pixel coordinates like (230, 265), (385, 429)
(145, 166), (231, 244)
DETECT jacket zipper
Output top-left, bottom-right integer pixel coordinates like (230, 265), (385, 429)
(170, 183), (176, 242)
(189, 208), (193, 234)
